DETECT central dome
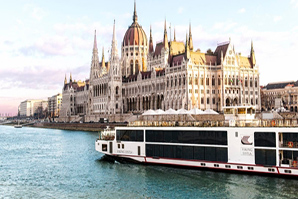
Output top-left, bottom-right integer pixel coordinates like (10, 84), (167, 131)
(122, 3), (147, 46)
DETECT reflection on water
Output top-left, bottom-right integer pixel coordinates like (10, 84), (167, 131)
(0, 125), (297, 199)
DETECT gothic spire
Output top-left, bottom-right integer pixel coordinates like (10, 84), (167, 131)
(185, 33), (190, 59)
(250, 40), (256, 67)
(149, 25), (154, 53)
(133, 0), (138, 23)
(93, 30), (98, 52)
(163, 19), (168, 49)
(70, 73), (72, 82)
(189, 22), (193, 51)
(111, 19), (118, 57)
(174, 27), (176, 42)
(102, 46), (105, 67)
(64, 74), (67, 85)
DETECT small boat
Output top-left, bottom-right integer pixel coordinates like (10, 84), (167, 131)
(14, 121), (22, 128)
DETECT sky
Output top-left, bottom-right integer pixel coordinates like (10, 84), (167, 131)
(1, 0), (298, 116)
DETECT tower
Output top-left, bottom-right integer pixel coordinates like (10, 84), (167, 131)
(189, 23), (193, 51)
(108, 20), (122, 114)
(90, 30), (100, 80)
(250, 40), (256, 67)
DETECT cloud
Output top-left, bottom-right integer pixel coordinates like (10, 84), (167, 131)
(238, 8), (246, 13)
(274, 16), (282, 22)
(212, 22), (238, 32)
(178, 7), (184, 14)
(24, 4), (47, 21)
(291, 0), (298, 8)
(20, 35), (75, 56)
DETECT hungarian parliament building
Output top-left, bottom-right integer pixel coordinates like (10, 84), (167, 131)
(59, 3), (260, 122)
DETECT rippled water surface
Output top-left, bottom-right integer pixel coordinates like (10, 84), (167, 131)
(0, 125), (297, 199)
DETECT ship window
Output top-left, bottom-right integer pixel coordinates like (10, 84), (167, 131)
(102, 144), (107, 151)
(237, 166), (243, 169)
(122, 144), (124, 149)
(235, 132), (238, 137)
(116, 130), (144, 142)
(146, 130), (227, 145)
(254, 132), (276, 147)
(285, 170), (292, 173)
(214, 164), (219, 167)
(201, 163), (206, 166)
(118, 144), (120, 148)
(146, 144), (228, 163)
(255, 149), (276, 166)
(248, 167), (254, 170)
(225, 165), (231, 168)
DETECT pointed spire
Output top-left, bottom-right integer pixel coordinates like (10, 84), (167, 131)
(163, 19), (168, 49)
(174, 27), (176, 42)
(250, 40), (256, 67)
(133, 0), (138, 23)
(93, 30), (98, 52)
(102, 46), (105, 67)
(189, 22), (193, 51)
(70, 73), (72, 82)
(64, 74), (67, 84)
(185, 33), (190, 59)
(149, 25), (154, 53)
(111, 19), (118, 58)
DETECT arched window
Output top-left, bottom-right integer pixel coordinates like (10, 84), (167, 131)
(116, 86), (119, 95)
(130, 60), (133, 75)
(135, 60), (139, 74)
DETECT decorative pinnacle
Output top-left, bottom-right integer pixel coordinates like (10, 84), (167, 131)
(133, 0), (138, 23)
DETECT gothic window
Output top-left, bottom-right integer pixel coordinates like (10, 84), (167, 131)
(212, 76), (215, 86)
(195, 76), (198, 85)
(175, 76), (177, 87)
(212, 98), (216, 104)
(225, 75), (227, 85)
(245, 77), (248, 87)
(218, 76), (221, 86)
(167, 77), (169, 87)
(135, 60), (139, 74)
(171, 77), (173, 87)
(200, 76), (204, 85)
(250, 77), (253, 87)
(201, 97), (204, 104)
(130, 60), (133, 75)
(206, 76), (209, 86)
(255, 79), (258, 87)
(189, 75), (192, 85)
(183, 75), (186, 85)
(236, 76), (239, 86)
(179, 76), (181, 86)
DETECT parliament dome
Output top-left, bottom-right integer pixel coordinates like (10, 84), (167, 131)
(122, 3), (147, 47)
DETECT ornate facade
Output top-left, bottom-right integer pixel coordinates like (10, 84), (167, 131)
(261, 81), (298, 112)
(60, 3), (261, 122)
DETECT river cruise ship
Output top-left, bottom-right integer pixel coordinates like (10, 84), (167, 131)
(96, 107), (298, 177)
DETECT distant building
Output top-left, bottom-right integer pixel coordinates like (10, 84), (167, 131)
(261, 81), (298, 112)
(19, 99), (48, 117)
(60, 2), (261, 122)
(48, 93), (62, 118)
(59, 76), (89, 121)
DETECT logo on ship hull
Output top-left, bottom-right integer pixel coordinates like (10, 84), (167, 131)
(241, 136), (253, 145)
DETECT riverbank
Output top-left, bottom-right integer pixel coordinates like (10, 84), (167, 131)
(1, 122), (127, 132)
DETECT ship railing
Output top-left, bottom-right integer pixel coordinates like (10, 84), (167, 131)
(98, 127), (115, 141)
(128, 119), (298, 127)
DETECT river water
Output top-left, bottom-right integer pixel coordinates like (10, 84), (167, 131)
(0, 125), (297, 199)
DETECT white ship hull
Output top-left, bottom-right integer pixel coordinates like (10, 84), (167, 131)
(96, 126), (298, 177)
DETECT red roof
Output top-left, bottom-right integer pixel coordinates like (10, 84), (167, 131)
(123, 22), (147, 46)
(214, 42), (229, 65)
